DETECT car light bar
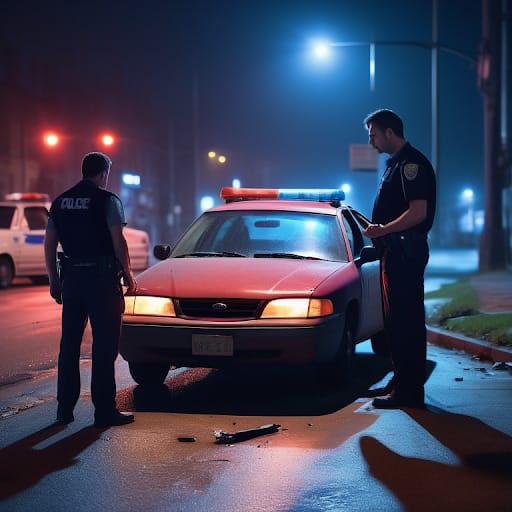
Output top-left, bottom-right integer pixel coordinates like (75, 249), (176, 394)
(220, 187), (345, 202)
(4, 192), (51, 202)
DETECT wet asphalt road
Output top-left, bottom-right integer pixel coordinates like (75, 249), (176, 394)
(2, 248), (512, 511)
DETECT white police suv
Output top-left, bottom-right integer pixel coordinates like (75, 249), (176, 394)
(0, 193), (150, 288)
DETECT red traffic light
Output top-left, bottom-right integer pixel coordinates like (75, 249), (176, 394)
(100, 133), (115, 146)
(43, 132), (59, 147)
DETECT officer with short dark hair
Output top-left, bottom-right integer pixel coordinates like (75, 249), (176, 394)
(362, 109), (436, 409)
(45, 151), (137, 427)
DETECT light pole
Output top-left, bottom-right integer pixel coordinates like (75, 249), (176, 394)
(312, 1), (509, 269)
(313, 36), (474, 247)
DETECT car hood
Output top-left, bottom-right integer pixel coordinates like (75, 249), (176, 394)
(135, 257), (350, 298)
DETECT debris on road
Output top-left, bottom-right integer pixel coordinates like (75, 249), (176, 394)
(492, 361), (512, 372)
(177, 437), (196, 442)
(214, 423), (281, 444)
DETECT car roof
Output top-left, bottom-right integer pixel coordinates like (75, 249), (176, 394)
(208, 199), (345, 215)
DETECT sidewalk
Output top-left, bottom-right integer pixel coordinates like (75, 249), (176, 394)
(426, 271), (512, 363)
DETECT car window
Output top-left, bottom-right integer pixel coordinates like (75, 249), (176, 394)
(23, 206), (49, 230)
(0, 206), (16, 229)
(342, 208), (373, 257)
(172, 210), (348, 261)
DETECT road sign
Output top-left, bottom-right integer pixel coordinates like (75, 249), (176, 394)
(349, 144), (378, 171)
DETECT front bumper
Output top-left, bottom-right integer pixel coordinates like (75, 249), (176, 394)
(120, 313), (344, 368)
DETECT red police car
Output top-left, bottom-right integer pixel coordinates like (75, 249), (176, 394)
(120, 188), (386, 387)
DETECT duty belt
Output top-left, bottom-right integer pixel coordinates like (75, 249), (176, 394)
(374, 230), (427, 253)
(62, 256), (118, 269)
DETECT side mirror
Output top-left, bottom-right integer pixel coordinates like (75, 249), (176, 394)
(153, 244), (171, 260)
(356, 245), (379, 267)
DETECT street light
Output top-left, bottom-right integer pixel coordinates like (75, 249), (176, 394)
(310, 1), (508, 270)
(208, 150), (227, 164)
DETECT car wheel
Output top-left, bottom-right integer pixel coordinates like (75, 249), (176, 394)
(128, 362), (171, 385)
(318, 319), (355, 389)
(0, 257), (14, 289)
(371, 330), (390, 356)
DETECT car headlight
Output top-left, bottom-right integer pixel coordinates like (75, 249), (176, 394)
(260, 298), (333, 319)
(124, 296), (176, 317)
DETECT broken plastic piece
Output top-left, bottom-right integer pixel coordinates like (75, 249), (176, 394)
(214, 423), (280, 444)
(177, 437), (196, 442)
(492, 361), (512, 371)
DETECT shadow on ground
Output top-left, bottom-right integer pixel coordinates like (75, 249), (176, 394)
(117, 356), (436, 417)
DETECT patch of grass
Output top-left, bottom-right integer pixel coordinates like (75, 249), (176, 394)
(425, 279), (479, 320)
(425, 278), (512, 347)
(445, 313), (512, 347)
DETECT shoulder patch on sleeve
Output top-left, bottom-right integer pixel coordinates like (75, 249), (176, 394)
(404, 163), (419, 181)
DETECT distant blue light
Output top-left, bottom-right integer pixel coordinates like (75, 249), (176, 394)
(122, 173), (141, 188)
(200, 196), (215, 211)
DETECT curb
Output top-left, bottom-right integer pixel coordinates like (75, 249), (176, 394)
(427, 325), (512, 362)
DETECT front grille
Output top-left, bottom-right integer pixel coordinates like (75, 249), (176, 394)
(177, 298), (261, 318)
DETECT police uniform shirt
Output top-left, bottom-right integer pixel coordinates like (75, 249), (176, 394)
(372, 142), (436, 234)
(47, 180), (127, 258)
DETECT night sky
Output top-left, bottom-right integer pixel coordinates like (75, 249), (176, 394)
(1, 0), (483, 224)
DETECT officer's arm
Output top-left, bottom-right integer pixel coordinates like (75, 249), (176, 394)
(44, 228), (62, 303)
(364, 200), (427, 238)
(110, 224), (137, 293)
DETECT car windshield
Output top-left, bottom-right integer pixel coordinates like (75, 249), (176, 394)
(171, 210), (348, 262)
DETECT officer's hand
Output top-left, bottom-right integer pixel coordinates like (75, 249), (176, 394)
(49, 280), (62, 304)
(364, 223), (385, 239)
(123, 271), (137, 294)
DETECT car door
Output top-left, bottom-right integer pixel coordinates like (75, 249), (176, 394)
(14, 205), (48, 275)
(342, 208), (384, 340)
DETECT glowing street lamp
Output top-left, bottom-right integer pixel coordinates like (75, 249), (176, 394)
(311, 40), (332, 60)
(208, 151), (227, 164)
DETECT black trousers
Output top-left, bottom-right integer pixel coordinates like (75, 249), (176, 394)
(57, 264), (124, 416)
(380, 238), (429, 401)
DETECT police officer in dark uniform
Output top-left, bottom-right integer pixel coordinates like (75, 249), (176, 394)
(363, 109), (436, 409)
(44, 152), (137, 427)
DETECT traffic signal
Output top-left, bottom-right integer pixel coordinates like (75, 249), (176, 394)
(43, 132), (59, 147)
(100, 133), (115, 147)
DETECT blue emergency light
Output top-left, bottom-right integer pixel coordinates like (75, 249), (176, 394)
(220, 187), (345, 202)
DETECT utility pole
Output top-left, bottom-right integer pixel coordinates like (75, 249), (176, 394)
(478, 0), (507, 270)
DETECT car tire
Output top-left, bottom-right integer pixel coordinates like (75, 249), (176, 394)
(0, 257), (14, 289)
(129, 362), (171, 385)
(317, 320), (355, 389)
(371, 330), (390, 356)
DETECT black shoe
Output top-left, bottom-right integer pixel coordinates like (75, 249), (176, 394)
(361, 378), (395, 398)
(94, 411), (135, 428)
(372, 395), (424, 409)
(56, 411), (75, 424)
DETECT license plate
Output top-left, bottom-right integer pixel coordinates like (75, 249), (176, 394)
(192, 334), (234, 356)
